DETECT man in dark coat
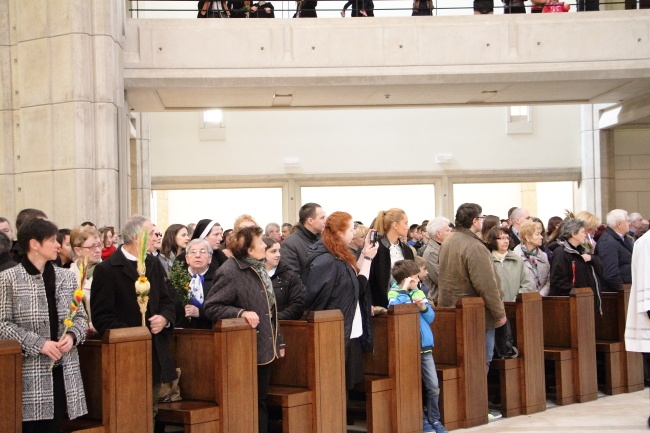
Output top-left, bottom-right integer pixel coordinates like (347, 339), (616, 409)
(508, 207), (530, 250)
(280, 203), (325, 283)
(595, 209), (634, 292)
(91, 215), (176, 423)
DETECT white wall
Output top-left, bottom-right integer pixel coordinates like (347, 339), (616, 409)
(149, 105), (582, 177)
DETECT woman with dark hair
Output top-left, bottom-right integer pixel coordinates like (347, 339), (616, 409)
(262, 237), (305, 320)
(486, 226), (531, 302)
(480, 215), (500, 240)
(305, 211), (378, 391)
(369, 208), (413, 311)
(204, 226), (284, 433)
(99, 227), (116, 261)
(550, 218), (604, 315)
(0, 218), (88, 433)
(547, 216), (563, 239)
(158, 224), (189, 275)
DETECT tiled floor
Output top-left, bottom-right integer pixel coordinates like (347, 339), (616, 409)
(465, 389), (650, 433)
(165, 389), (650, 432)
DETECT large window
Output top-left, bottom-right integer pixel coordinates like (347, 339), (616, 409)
(453, 181), (574, 227)
(300, 184), (435, 227)
(153, 188), (283, 231)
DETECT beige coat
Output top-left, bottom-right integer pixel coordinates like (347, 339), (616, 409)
(438, 228), (506, 329)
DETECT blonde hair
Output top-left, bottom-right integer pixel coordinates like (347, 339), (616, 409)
(354, 224), (369, 239)
(70, 226), (100, 258)
(575, 211), (600, 231)
(374, 208), (406, 236)
(518, 220), (542, 245)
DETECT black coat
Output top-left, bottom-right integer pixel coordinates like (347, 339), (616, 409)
(549, 240), (603, 314)
(204, 257), (283, 365)
(91, 246), (177, 384)
(294, 0), (317, 17)
(508, 226), (521, 250)
(368, 237), (414, 308)
(0, 252), (17, 272)
(271, 261), (305, 320)
(305, 241), (373, 350)
(594, 227), (633, 291)
(280, 223), (320, 283)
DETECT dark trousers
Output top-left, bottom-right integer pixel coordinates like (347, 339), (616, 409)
(22, 366), (66, 433)
(258, 363), (274, 433)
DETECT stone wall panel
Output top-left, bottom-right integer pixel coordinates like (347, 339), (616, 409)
(19, 105), (52, 172)
(17, 38), (51, 107)
(51, 34), (93, 104)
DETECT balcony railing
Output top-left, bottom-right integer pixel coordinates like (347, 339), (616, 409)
(128, 0), (638, 19)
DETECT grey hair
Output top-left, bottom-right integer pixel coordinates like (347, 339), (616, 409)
(629, 212), (643, 223)
(560, 218), (586, 239)
(606, 209), (629, 228)
(509, 208), (527, 224)
(0, 231), (11, 254)
(185, 238), (213, 255)
(427, 217), (451, 238)
(265, 222), (280, 235)
(121, 215), (150, 245)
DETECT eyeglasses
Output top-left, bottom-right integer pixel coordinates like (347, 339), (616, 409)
(188, 249), (209, 256)
(150, 232), (163, 238)
(80, 243), (102, 250)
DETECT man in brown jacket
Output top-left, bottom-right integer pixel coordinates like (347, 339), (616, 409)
(438, 203), (507, 371)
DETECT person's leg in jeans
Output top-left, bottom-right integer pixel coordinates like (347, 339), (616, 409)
(421, 352), (442, 425)
(486, 328), (496, 373)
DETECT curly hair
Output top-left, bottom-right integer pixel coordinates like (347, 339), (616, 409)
(322, 211), (358, 271)
(230, 225), (263, 260)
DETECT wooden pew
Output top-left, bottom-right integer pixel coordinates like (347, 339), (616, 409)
(268, 310), (346, 433)
(490, 292), (545, 417)
(157, 318), (257, 433)
(0, 340), (21, 433)
(432, 297), (487, 430)
(594, 284), (644, 395)
(362, 303), (422, 433)
(61, 327), (153, 433)
(542, 287), (598, 405)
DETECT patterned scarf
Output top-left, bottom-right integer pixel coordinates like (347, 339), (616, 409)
(244, 257), (276, 313)
(520, 244), (541, 289)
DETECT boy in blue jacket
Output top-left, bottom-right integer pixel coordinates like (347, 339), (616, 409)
(388, 260), (447, 433)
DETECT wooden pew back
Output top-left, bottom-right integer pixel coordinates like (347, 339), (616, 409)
(171, 319), (257, 433)
(270, 310), (346, 433)
(542, 287), (597, 404)
(432, 297), (487, 430)
(363, 303), (422, 433)
(0, 340), (21, 433)
(502, 292), (545, 415)
(593, 284), (644, 394)
(74, 327), (153, 433)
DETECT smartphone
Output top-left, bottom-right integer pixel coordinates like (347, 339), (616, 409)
(369, 230), (378, 245)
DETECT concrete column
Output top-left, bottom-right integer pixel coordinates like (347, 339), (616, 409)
(521, 182), (537, 217)
(580, 104), (615, 219)
(130, 111), (151, 217)
(0, 0), (128, 228)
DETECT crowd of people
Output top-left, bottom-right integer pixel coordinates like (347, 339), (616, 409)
(1, 202), (649, 433)
(194, 0), (630, 19)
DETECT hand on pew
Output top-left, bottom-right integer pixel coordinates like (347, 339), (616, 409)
(242, 311), (260, 328)
(149, 314), (169, 334)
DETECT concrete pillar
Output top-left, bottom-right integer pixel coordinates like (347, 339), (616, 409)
(130, 111), (151, 217)
(0, 0), (128, 229)
(521, 182), (537, 217)
(580, 104), (615, 219)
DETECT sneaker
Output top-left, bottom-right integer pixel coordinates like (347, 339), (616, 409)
(431, 421), (448, 433)
(423, 420), (434, 432)
(487, 410), (503, 422)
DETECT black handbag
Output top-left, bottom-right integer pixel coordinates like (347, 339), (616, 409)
(494, 320), (519, 359)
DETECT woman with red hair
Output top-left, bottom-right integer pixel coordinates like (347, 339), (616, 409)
(305, 211), (378, 391)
